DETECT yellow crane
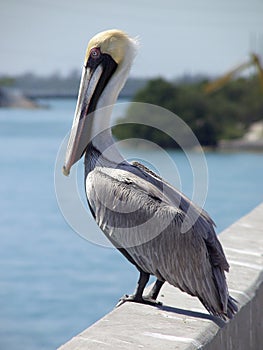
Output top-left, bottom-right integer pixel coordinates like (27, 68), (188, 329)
(204, 53), (263, 94)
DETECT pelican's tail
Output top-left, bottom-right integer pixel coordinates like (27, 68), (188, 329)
(226, 295), (238, 319)
(212, 266), (238, 319)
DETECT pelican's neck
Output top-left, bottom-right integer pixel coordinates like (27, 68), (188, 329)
(84, 87), (125, 174)
(86, 108), (124, 172)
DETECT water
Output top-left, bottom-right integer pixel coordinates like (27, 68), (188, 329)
(0, 99), (262, 350)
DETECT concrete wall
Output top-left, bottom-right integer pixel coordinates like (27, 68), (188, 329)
(58, 203), (263, 350)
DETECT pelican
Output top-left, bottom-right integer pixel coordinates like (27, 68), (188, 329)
(63, 29), (237, 319)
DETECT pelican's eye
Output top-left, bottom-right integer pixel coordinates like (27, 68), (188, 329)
(90, 47), (101, 59)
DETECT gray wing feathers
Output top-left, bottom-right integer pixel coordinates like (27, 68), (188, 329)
(86, 168), (181, 249)
(132, 160), (216, 228)
(86, 167), (229, 315)
(130, 161), (229, 272)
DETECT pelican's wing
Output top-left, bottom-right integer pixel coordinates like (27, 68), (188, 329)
(131, 160), (215, 226)
(86, 166), (178, 249)
(128, 161), (229, 272)
(86, 166), (230, 315)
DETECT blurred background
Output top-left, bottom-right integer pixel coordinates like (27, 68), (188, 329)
(0, 1), (263, 349)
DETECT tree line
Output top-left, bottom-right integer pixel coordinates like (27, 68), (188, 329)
(113, 76), (263, 148)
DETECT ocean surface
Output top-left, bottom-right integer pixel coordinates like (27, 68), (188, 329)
(0, 98), (263, 350)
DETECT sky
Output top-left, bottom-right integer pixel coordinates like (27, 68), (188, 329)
(0, 0), (263, 79)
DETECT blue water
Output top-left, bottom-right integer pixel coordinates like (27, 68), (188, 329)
(0, 99), (262, 350)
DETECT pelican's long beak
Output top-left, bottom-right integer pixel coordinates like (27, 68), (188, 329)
(63, 65), (103, 176)
(62, 52), (117, 176)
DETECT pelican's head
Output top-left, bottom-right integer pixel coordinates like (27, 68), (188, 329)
(63, 29), (138, 176)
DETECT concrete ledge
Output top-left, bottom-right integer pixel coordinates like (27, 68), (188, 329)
(58, 203), (263, 350)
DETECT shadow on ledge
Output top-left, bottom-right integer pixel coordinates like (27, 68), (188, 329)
(159, 303), (226, 328)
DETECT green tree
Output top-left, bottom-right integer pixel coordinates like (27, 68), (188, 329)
(113, 75), (263, 148)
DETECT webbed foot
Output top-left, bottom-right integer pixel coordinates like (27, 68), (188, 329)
(116, 294), (162, 307)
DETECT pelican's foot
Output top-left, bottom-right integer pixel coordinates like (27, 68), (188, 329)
(115, 294), (162, 308)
